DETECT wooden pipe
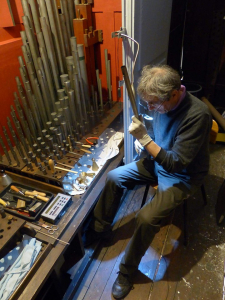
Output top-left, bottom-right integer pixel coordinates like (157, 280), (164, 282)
(201, 97), (225, 131)
(49, 159), (78, 174)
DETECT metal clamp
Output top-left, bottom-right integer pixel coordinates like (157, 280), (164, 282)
(111, 27), (126, 38)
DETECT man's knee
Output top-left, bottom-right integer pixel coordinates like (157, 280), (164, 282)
(135, 209), (160, 233)
(106, 169), (121, 187)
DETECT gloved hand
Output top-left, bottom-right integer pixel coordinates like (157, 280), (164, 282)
(129, 115), (152, 147)
(134, 139), (145, 156)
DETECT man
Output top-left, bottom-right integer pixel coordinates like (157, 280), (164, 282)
(83, 65), (212, 299)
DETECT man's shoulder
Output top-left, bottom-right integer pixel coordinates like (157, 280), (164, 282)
(185, 92), (211, 115)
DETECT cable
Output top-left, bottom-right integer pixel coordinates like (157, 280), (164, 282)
(120, 33), (140, 86)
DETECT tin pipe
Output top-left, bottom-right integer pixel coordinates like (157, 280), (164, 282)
(60, 0), (72, 38)
(68, 89), (79, 133)
(28, 0), (41, 34)
(22, 16), (39, 74)
(57, 89), (66, 100)
(14, 99), (34, 147)
(107, 59), (112, 106)
(45, 0), (65, 74)
(21, 0), (36, 43)
(51, 0), (67, 69)
(70, 38), (88, 123)
(37, 69), (52, 120)
(7, 117), (25, 158)
(40, 16), (60, 90)
(10, 110), (30, 155)
(77, 44), (91, 112)
(0, 135), (12, 165)
(3, 127), (20, 167)
(67, 0), (75, 36)
(60, 74), (69, 87)
(39, 0), (51, 28)
(24, 81), (42, 138)
(59, 14), (71, 56)
(39, 45), (57, 108)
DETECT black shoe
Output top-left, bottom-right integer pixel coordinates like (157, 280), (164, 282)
(112, 272), (133, 299)
(82, 228), (111, 247)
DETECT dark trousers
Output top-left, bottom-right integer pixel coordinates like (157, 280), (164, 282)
(91, 158), (199, 276)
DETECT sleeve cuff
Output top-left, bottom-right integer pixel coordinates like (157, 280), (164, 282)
(154, 147), (166, 164)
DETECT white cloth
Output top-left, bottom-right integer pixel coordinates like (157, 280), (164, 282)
(0, 236), (42, 300)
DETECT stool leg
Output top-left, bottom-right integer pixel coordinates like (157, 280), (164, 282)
(141, 185), (150, 208)
(183, 199), (188, 246)
(201, 184), (207, 206)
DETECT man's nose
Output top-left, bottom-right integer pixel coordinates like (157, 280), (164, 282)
(147, 104), (154, 111)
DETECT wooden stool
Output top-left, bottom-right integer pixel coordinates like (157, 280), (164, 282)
(141, 183), (207, 246)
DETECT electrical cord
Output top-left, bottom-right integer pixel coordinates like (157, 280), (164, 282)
(120, 33), (140, 86)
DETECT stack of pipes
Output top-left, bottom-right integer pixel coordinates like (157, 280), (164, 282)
(0, 0), (100, 167)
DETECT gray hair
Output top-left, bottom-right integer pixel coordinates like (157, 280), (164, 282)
(137, 65), (181, 101)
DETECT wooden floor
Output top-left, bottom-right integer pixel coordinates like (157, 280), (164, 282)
(68, 143), (225, 300)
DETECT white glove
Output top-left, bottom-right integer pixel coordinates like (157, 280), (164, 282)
(129, 116), (152, 147)
(134, 139), (145, 156)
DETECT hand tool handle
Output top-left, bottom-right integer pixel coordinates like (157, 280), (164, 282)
(33, 190), (46, 196)
(25, 191), (49, 202)
(49, 159), (55, 173)
(121, 65), (139, 119)
(11, 185), (24, 195)
(80, 148), (92, 154)
(25, 190), (46, 197)
(55, 166), (78, 174)
(37, 195), (49, 202)
(0, 198), (7, 207)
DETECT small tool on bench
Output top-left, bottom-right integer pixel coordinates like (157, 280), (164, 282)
(49, 159), (78, 174)
(26, 222), (69, 245)
(0, 198), (30, 215)
(24, 191), (49, 202)
(10, 185), (49, 202)
(34, 221), (58, 234)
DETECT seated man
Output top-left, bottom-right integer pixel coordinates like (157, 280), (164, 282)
(83, 65), (212, 299)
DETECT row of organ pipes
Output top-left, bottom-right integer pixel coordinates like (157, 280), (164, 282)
(0, 0), (113, 170)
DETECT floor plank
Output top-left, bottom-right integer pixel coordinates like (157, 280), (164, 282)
(69, 143), (225, 300)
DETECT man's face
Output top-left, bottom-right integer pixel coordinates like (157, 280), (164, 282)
(143, 96), (168, 114)
(143, 90), (181, 114)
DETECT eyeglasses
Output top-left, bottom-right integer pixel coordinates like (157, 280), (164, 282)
(142, 97), (167, 112)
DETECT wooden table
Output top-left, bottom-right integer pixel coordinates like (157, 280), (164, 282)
(4, 144), (124, 300)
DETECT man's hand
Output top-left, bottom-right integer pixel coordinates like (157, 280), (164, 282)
(134, 139), (145, 156)
(129, 116), (152, 147)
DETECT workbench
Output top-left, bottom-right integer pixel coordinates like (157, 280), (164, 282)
(0, 140), (124, 300)
(0, 105), (124, 300)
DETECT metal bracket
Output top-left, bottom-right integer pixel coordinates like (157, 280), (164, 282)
(118, 80), (124, 87)
(111, 27), (126, 38)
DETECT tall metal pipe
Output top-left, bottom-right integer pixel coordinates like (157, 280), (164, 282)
(39, 0), (51, 28)
(60, 0), (72, 38)
(67, 0), (75, 36)
(51, 0), (67, 70)
(59, 14), (71, 56)
(77, 44), (91, 112)
(40, 16), (60, 90)
(70, 37), (88, 125)
(39, 44), (57, 108)
(21, 0), (38, 53)
(37, 69), (53, 120)
(28, 0), (41, 34)
(22, 15), (39, 74)
(45, 0), (65, 75)
(21, 0), (36, 42)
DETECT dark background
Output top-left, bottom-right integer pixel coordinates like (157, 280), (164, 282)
(167, 0), (225, 107)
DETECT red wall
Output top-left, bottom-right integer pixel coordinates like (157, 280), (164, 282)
(92, 0), (123, 102)
(0, 0), (122, 154)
